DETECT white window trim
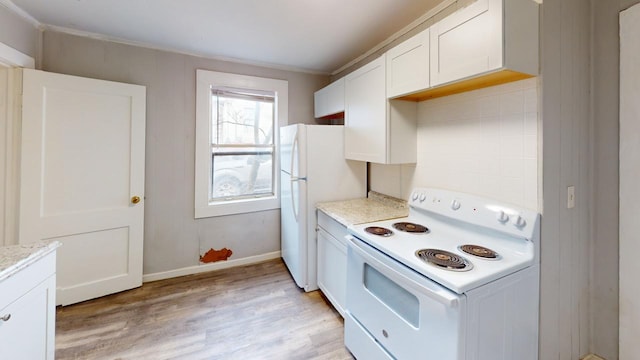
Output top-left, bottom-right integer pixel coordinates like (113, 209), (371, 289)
(195, 69), (288, 218)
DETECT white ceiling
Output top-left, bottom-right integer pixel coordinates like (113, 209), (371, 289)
(6, 0), (445, 74)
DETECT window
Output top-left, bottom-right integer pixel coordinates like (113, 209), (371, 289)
(195, 70), (288, 218)
(210, 88), (274, 201)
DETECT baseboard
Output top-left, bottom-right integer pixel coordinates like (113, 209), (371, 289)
(582, 354), (606, 360)
(142, 251), (281, 283)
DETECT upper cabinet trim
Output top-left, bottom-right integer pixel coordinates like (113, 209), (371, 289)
(0, 42), (34, 68)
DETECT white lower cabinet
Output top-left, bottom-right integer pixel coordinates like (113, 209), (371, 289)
(0, 251), (57, 360)
(317, 211), (348, 317)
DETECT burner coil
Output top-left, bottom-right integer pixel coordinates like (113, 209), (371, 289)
(416, 249), (473, 271)
(392, 222), (429, 233)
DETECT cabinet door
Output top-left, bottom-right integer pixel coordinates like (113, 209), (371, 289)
(386, 28), (430, 98)
(324, 78), (345, 116)
(313, 86), (328, 118)
(317, 227), (347, 317)
(314, 78), (345, 118)
(430, 0), (503, 86)
(345, 56), (387, 163)
(0, 276), (56, 360)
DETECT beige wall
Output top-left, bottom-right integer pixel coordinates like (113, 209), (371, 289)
(40, 31), (329, 275)
(591, 1), (619, 358)
(591, 0), (640, 359)
(539, 0), (592, 358)
(0, 4), (39, 60)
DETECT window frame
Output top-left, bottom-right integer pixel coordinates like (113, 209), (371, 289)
(195, 69), (288, 218)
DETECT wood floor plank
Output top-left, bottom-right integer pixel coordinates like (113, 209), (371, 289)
(55, 259), (354, 360)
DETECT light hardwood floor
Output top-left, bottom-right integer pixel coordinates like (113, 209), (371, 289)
(55, 259), (355, 360)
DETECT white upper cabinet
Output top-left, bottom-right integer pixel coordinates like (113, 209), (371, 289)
(386, 27), (430, 99)
(314, 78), (345, 118)
(430, 0), (538, 87)
(345, 56), (417, 164)
(342, 0), (538, 163)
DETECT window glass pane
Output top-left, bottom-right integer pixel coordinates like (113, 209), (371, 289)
(211, 92), (274, 146)
(209, 86), (276, 202)
(211, 152), (274, 201)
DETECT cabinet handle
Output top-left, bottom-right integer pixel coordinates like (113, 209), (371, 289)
(0, 314), (10, 321)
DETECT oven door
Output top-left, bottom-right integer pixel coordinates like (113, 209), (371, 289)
(345, 235), (466, 360)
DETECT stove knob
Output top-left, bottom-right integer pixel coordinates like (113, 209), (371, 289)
(419, 193), (427, 202)
(512, 215), (526, 228)
(451, 199), (461, 210)
(412, 192), (419, 201)
(497, 210), (509, 223)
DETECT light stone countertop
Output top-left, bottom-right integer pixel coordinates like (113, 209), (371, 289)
(0, 241), (61, 282)
(316, 191), (409, 227)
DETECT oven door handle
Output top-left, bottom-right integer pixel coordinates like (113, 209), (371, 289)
(347, 235), (461, 308)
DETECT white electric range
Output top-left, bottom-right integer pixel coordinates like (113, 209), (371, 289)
(344, 188), (540, 360)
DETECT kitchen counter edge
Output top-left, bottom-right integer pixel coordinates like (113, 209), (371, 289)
(316, 191), (409, 227)
(0, 241), (61, 282)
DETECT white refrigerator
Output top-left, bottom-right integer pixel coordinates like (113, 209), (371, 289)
(280, 124), (366, 292)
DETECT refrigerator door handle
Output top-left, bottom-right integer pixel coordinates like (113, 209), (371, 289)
(290, 130), (298, 178)
(288, 127), (307, 181)
(290, 178), (297, 222)
(290, 130), (301, 222)
(290, 176), (301, 222)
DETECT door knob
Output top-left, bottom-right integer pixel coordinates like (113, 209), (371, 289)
(131, 196), (141, 204)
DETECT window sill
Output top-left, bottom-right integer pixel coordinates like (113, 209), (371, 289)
(194, 196), (280, 218)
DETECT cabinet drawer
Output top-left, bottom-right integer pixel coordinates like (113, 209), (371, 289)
(317, 210), (349, 245)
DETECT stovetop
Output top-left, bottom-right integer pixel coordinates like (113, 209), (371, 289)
(347, 188), (540, 294)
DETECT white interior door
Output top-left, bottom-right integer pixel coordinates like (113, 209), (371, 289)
(18, 68), (146, 306)
(620, 4), (640, 359)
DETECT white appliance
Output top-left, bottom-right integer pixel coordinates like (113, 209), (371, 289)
(345, 188), (540, 360)
(280, 124), (366, 292)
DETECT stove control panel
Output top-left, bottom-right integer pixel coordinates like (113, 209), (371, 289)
(409, 188), (539, 240)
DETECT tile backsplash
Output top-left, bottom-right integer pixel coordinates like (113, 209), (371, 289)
(370, 78), (540, 210)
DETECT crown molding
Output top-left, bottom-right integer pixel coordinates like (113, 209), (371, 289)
(0, 41), (34, 67)
(331, 0), (456, 76)
(0, 0), (41, 28)
(42, 23), (330, 75)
